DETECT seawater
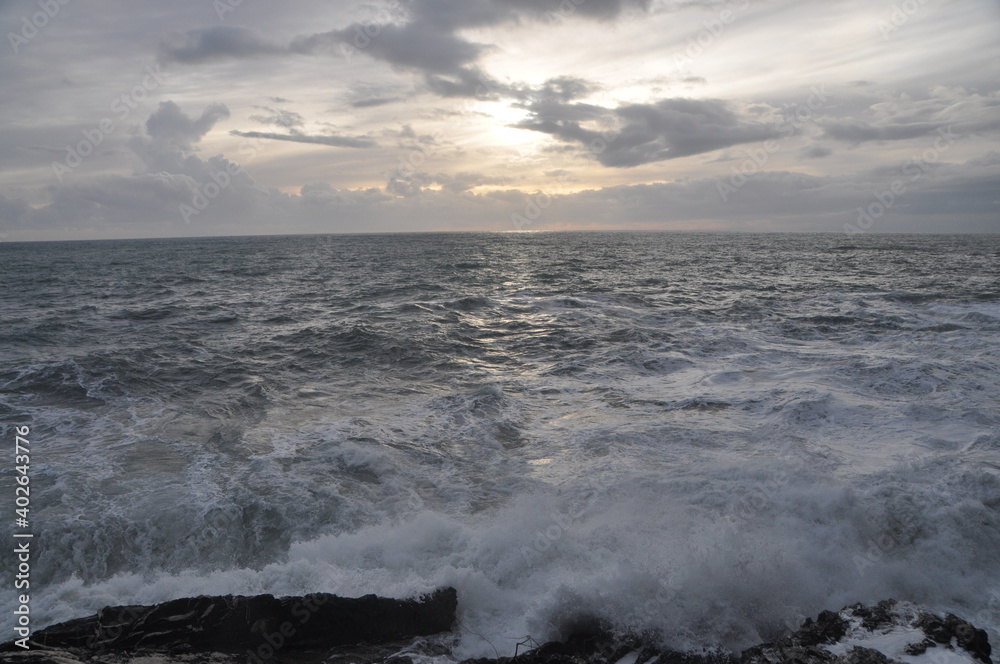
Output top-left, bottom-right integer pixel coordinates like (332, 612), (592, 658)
(1, 232), (998, 658)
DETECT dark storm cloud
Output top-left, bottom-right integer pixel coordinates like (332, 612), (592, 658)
(516, 97), (785, 167)
(229, 130), (377, 149)
(159, 26), (282, 64)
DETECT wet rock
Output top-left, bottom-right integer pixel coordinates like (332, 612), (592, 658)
(794, 610), (850, 647)
(851, 600), (899, 632)
(841, 647), (893, 664)
(740, 643), (836, 664)
(0, 597), (990, 664)
(459, 626), (734, 664)
(0, 588), (456, 661)
(739, 608), (847, 664)
(742, 601), (992, 664)
(916, 612), (992, 664)
(903, 640), (936, 657)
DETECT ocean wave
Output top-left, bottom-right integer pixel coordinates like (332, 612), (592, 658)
(1, 233), (998, 658)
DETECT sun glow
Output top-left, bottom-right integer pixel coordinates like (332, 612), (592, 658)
(474, 101), (534, 147)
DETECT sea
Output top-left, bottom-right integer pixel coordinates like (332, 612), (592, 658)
(1, 232), (998, 659)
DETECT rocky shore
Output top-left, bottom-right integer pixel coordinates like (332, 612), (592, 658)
(0, 593), (991, 664)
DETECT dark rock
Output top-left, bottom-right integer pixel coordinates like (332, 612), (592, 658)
(455, 625), (734, 664)
(0, 597), (991, 664)
(649, 651), (734, 664)
(1, 588), (456, 659)
(949, 613), (992, 664)
(794, 611), (849, 647)
(841, 647), (893, 664)
(743, 601), (994, 664)
(740, 607), (848, 664)
(0, 651), (97, 664)
(851, 601), (898, 633)
(741, 642), (837, 664)
(913, 612), (992, 664)
(903, 640), (936, 657)
(917, 613), (953, 644)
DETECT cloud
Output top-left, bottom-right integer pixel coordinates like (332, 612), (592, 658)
(351, 96), (403, 108)
(284, 0), (651, 97)
(515, 97), (785, 167)
(293, 22), (484, 74)
(818, 87), (1000, 144)
(344, 81), (410, 108)
(249, 107), (305, 129)
(125, 102), (233, 176)
(528, 76), (596, 103)
(150, 0), (655, 73)
(5, 1), (999, 241)
(8, 140), (1000, 239)
(302, 23), (484, 73)
(1, 101), (266, 236)
(299, 182), (389, 206)
(801, 145), (833, 159)
(0, 194), (31, 229)
(821, 120), (943, 143)
(145, 101), (231, 150)
(159, 26), (282, 64)
(155, 1), (655, 105)
(424, 68), (516, 99)
(386, 170), (514, 196)
(229, 130), (377, 149)
(409, 0), (653, 29)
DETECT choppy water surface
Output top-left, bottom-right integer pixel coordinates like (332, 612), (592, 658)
(1, 232), (998, 658)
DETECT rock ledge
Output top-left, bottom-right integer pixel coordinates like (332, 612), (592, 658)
(0, 595), (990, 664)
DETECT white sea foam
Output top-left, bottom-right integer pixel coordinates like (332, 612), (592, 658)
(16, 448), (1000, 659)
(823, 603), (983, 664)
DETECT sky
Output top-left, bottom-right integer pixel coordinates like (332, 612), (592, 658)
(1, 0), (999, 240)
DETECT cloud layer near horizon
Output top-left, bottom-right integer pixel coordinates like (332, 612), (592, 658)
(1, 0), (998, 239)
